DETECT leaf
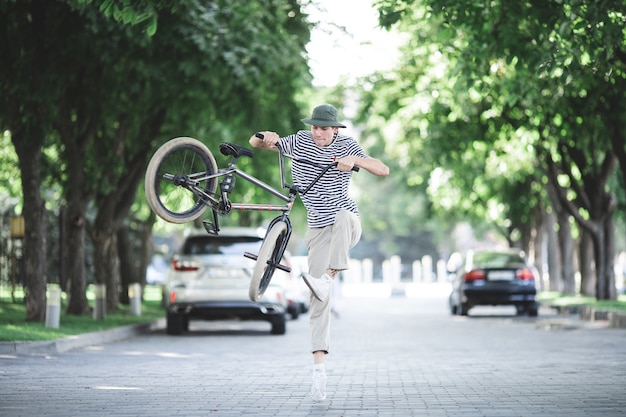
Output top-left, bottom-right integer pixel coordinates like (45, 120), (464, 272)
(146, 15), (157, 36)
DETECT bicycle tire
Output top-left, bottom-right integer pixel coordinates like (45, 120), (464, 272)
(249, 221), (288, 301)
(145, 137), (218, 224)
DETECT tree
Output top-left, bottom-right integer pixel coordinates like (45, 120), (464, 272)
(1, 0), (312, 317)
(1, 1), (59, 320)
(373, 0), (626, 299)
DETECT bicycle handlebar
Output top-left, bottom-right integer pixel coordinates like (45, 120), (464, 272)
(254, 132), (359, 172)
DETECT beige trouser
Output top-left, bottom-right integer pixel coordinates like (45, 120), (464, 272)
(305, 210), (362, 353)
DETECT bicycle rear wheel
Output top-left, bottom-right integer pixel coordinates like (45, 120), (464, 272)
(249, 221), (288, 301)
(145, 137), (218, 224)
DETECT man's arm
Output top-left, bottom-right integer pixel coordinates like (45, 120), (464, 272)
(337, 155), (390, 177)
(249, 131), (280, 152)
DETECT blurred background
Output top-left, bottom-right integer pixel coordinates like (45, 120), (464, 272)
(1, 0), (625, 321)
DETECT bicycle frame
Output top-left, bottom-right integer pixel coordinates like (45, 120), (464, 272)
(194, 142), (338, 222)
(215, 166), (294, 211)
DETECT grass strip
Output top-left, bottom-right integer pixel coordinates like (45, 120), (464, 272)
(0, 285), (164, 342)
(538, 291), (626, 312)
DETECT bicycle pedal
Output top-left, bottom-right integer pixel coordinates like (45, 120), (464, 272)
(202, 220), (219, 235)
(243, 252), (258, 261)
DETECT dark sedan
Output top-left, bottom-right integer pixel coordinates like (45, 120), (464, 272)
(448, 249), (539, 316)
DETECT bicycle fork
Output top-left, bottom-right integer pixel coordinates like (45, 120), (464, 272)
(244, 215), (293, 274)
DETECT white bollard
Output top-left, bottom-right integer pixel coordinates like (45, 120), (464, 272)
(422, 255), (433, 282)
(390, 255), (401, 285)
(347, 259), (362, 283)
(382, 259), (391, 284)
(45, 285), (62, 329)
(128, 283), (142, 316)
(93, 284), (106, 320)
(413, 260), (422, 282)
(362, 258), (373, 283)
(437, 259), (448, 282)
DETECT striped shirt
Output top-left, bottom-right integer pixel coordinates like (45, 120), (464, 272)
(279, 130), (368, 228)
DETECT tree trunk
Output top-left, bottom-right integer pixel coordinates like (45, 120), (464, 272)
(531, 205), (544, 291)
(92, 150), (152, 310)
(579, 229), (595, 297)
(545, 209), (561, 292)
(545, 148), (617, 300)
(578, 175), (616, 300)
(14, 138), (47, 322)
(598, 210), (617, 300)
(557, 215), (575, 295)
(117, 226), (133, 305)
(92, 230), (120, 311)
(64, 200), (89, 315)
(138, 214), (157, 289)
(547, 179), (575, 294)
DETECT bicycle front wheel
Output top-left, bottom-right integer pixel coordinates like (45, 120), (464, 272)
(249, 221), (288, 301)
(145, 137), (218, 224)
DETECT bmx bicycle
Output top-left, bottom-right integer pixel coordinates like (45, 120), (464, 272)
(144, 133), (358, 302)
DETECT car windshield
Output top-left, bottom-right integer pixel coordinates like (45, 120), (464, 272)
(471, 252), (525, 268)
(182, 236), (262, 255)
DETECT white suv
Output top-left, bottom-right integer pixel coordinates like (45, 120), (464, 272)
(164, 227), (288, 335)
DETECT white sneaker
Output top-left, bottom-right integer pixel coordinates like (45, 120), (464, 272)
(302, 273), (332, 302)
(311, 368), (327, 401)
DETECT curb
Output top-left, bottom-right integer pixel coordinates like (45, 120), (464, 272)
(579, 306), (626, 329)
(549, 304), (626, 329)
(0, 318), (165, 356)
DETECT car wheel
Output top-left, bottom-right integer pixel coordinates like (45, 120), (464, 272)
(167, 311), (185, 335)
(449, 295), (457, 315)
(270, 315), (287, 335)
(450, 302), (458, 315)
(287, 304), (300, 320)
(459, 303), (469, 316)
(515, 305), (527, 316)
(527, 303), (539, 317)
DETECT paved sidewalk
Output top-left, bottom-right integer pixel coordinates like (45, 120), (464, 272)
(1, 283), (625, 417)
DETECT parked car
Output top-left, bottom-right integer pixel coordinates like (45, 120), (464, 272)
(448, 248), (539, 316)
(164, 227), (288, 335)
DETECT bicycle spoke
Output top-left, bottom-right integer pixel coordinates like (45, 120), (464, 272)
(145, 137), (218, 224)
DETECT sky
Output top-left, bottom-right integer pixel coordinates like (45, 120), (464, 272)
(304, 0), (404, 87)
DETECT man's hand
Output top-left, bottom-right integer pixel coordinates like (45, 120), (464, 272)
(336, 156), (356, 172)
(249, 131), (280, 151)
(259, 131), (280, 147)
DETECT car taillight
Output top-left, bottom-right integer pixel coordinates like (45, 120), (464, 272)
(169, 291), (177, 303)
(171, 259), (199, 272)
(516, 267), (534, 280)
(464, 269), (486, 282)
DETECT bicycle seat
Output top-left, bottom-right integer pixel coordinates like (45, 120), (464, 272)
(220, 142), (254, 159)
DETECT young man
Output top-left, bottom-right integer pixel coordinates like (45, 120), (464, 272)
(249, 103), (389, 401)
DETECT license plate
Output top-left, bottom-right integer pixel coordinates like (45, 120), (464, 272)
(487, 270), (515, 281)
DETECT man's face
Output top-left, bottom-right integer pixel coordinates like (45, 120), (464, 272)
(311, 125), (338, 147)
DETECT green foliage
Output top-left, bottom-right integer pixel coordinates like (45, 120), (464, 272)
(363, 0), (626, 257)
(0, 131), (21, 213)
(67, 0), (188, 35)
(0, 0), (314, 315)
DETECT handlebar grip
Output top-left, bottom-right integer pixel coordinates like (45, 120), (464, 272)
(255, 132), (264, 140)
(333, 161), (360, 172)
